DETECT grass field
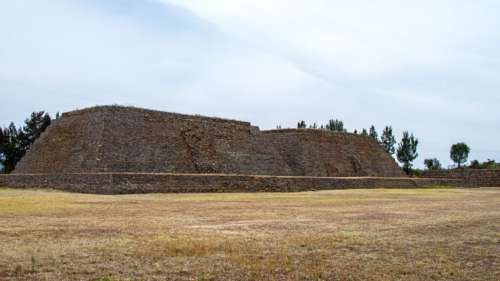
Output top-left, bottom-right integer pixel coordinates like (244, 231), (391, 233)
(0, 187), (499, 281)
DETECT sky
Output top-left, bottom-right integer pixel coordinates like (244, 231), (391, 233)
(1, 0), (499, 168)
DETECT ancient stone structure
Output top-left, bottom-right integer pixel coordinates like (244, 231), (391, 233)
(0, 105), (464, 194)
(262, 130), (403, 177)
(421, 169), (500, 187)
(14, 106), (404, 177)
(0, 173), (459, 195)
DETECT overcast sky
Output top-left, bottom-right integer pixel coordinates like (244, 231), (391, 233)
(1, 0), (499, 168)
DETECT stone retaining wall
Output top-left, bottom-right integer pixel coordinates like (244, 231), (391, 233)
(420, 169), (500, 187)
(0, 173), (462, 195)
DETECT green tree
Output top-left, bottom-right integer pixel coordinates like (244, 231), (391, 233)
(0, 111), (52, 173)
(469, 159), (498, 169)
(482, 159), (498, 169)
(353, 129), (358, 135)
(450, 142), (470, 168)
(396, 131), (419, 175)
(361, 128), (368, 136)
(0, 123), (23, 173)
(20, 111), (51, 151)
(326, 119), (345, 132)
(0, 128), (4, 172)
(424, 158), (441, 170)
(469, 160), (480, 169)
(297, 120), (307, 129)
(380, 126), (396, 155)
(369, 125), (378, 141)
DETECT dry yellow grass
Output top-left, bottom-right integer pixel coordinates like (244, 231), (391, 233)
(0, 187), (499, 281)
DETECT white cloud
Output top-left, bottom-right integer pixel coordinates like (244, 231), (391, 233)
(160, 0), (500, 166)
(1, 0), (499, 167)
(161, 0), (499, 75)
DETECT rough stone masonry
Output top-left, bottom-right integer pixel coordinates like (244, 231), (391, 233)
(14, 106), (404, 177)
(0, 106), (460, 194)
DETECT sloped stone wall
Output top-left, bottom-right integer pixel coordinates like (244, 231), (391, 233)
(421, 169), (500, 187)
(14, 106), (291, 175)
(262, 130), (404, 177)
(14, 106), (403, 178)
(12, 110), (108, 173)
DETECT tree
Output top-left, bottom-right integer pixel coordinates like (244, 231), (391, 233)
(469, 159), (498, 169)
(0, 123), (23, 173)
(297, 120), (307, 129)
(396, 131), (419, 175)
(326, 119), (344, 132)
(450, 142), (470, 168)
(353, 129), (358, 135)
(0, 128), (4, 173)
(469, 160), (480, 169)
(361, 128), (368, 136)
(424, 158), (441, 170)
(483, 159), (498, 169)
(20, 111), (51, 151)
(380, 126), (396, 155)
(0, 111), (52, 173)
(369, 125), (378, 141)
(0, 128), (3, 151)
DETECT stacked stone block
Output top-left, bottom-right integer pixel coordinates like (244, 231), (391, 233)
(2, 105), (425, 193)
(262, 130), (404, 177)
(14, 106), (291, 175)
(14, 106), (403, 178)
(0, 173), (460, 194)
(421, 169), (500, 187)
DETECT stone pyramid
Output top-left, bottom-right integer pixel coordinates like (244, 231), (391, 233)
(14, 106), (404, 177)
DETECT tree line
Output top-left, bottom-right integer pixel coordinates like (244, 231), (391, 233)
(290, 119), (419, 174)
(0, 111), (54, 173)
(290, 119), (498, 174)
(423, 143), (499, 171)
(1, 111), (496, 174)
